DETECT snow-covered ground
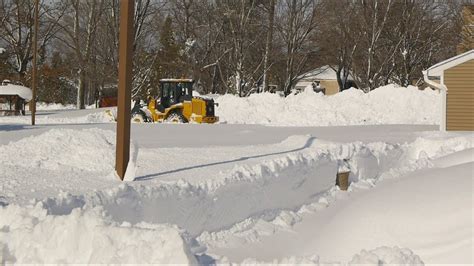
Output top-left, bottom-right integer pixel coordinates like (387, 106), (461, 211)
(0, 86), (472, 265)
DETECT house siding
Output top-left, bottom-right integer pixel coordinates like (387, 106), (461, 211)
(445, 59), (474, 131)
(319, 80), (340, 95)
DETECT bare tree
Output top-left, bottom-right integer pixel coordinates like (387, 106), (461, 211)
(192, 0), (232, 94)
(388, 0), (459, 86)
(457, 4), (473, 54)
(53, 0), (160, 107)
(0, 0), (60, 81)
(261, 0), (276, 93)
(317, 0), (358, 91)
(221, 0), (258, 96)
(1, 0), (464, 105)
(351, 0), (398, 91)
(54, 0), (105, 109)
(276, 0), (318, 95)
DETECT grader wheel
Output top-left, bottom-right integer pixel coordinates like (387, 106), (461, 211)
(165, 112), (186, 123)
(131, 113), (145, 123)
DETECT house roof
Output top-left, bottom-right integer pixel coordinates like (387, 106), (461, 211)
(0, 84), (32, 101)
(425, 49), (474, 77)
(159, 78), (194, 83)
(297, 65), (353, 81)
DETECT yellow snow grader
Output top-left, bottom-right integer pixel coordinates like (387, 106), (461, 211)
(131, 79), (219, 123)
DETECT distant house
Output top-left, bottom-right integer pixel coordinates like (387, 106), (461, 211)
(294, 65), (356, 95)
(423, 49), (474, 131)
(98, 85), (118, 108)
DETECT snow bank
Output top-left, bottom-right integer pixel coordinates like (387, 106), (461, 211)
(298, 161), (473, 264)
(35, 102), (76, 110)
(216, 84), (440, 126)
(197, 134), (472, 263)
(0, 108), (115, 124)
(31, 102), (98, 111)
(231, 246), (423, 265)
(83, 110), (116, 123)
(0, 128), (116, 172)
(0, 203), (196, 264)
(349, 246), (424, 265)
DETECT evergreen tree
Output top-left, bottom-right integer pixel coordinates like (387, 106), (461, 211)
(154, 16), (186, 83)
(38, 52), (76, 104)
(0, 48), (13, 81)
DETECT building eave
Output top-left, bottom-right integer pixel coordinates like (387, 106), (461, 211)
(425, 49), (474, 77)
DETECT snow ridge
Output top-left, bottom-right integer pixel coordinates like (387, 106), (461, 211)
(216, 84), (440, 126)
(0, 203), (197, 264)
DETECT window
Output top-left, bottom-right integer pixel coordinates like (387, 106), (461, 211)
(162, 83), (170, 97)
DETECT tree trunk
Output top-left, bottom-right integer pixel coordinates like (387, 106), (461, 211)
(336, 67), (343, 91)
(262, 0), (275, 93)
(236, 68), (242, 97)
(77, 70), (86, 109)
(211, 64), (218, 94)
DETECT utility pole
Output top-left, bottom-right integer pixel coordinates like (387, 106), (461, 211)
(31, 0), (39, 125)
(116, 0), (134, 180)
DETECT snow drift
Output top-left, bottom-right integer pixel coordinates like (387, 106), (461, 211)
(295, 160), (473, 264)
(0, 125), (472, 264)
(234, 246), (424, 265)
(0, 128), (116, 172)
(348, 246), (424, 265)
(0, 203), (196, 264)
(35, 102), (76, 110)
(216, 84), (440, 126)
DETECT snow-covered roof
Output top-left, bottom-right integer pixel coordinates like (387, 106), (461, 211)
(159, 78), (194, 83)
(0, 84), (33, 101)
(297, 65), (353, 81)
(425, 49), (474, 77)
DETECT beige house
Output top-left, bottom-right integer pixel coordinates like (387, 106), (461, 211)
(294, 66), (355, 95)
(423, 49), (474, 131)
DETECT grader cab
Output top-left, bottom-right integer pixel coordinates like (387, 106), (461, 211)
(131, 79), (219, 123)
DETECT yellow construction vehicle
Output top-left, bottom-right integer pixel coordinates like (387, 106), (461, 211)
(131, 79), (219, 123)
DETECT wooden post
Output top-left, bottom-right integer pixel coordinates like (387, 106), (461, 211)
(116, 0), (134, 180)
(31, 0), (39, 126)
(336, 171), (350, 191)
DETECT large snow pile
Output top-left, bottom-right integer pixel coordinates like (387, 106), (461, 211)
(0, 128), (115, 172)
(0, 204), (197, 264)
(216, 84), (440, 126)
